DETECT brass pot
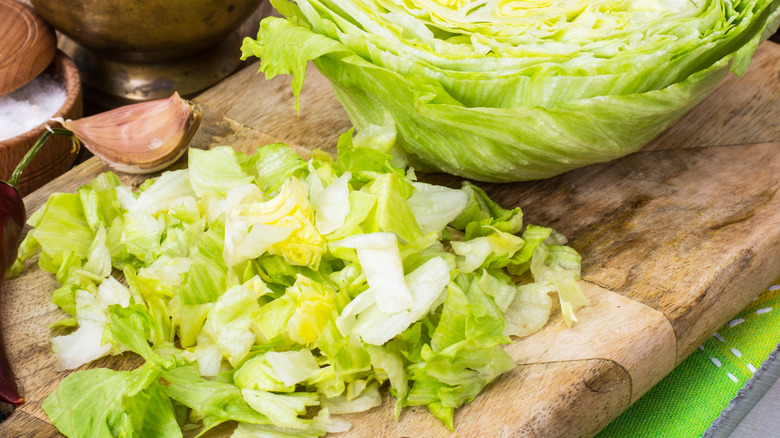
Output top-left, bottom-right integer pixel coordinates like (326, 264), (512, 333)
(31, 0), (266, 106)
(32, 0), (263, 61)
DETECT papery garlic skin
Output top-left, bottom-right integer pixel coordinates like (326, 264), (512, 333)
(60, 93), (202, 174)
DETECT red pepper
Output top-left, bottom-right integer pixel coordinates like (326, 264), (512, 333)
(0, 128), (75, 405)
(0, 182), (24, 405)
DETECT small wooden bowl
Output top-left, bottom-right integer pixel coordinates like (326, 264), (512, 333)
(0, 51), (83, 196)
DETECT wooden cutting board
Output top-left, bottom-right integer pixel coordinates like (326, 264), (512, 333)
(3, 40), (780, 438)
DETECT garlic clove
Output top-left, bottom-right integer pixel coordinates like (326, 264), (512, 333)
(61, 92), (202, 174)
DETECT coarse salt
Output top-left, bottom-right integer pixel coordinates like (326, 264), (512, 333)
(0, 73), (67, 142)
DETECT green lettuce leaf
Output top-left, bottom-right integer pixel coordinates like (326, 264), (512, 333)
(241, 389), (319, 429)
(189, 147), (254, 198)
(254, 142), (308, 193)
(405, 279), (514, 428)
(24, 139), (591, 435)
(43, 363), (180, 438)
(130, 169), (195, 216)
(30, 193), (94, 270)
(161, 364), (271, 427)
(178, 219), (228, 305)
(78, 171), (123, 232)
(243, 1), (780, 181)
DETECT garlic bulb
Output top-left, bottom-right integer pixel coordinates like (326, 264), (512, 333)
(60, 93), (202, 174)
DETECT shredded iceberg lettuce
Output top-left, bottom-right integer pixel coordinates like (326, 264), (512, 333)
(19, 137), (589, 436)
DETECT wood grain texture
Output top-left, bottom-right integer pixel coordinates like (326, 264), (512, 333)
(338, 359), (631, 438)
(3, 39), (780, 438)
(647, 47), (780, 150)
(0, 0), (56, 96)
(497, 142), (780, 362)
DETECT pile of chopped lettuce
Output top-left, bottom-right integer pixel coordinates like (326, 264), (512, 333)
(241, 0), (780, 182)
(15, 135), (588, 437)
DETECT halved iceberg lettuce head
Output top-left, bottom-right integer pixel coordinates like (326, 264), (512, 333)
(242, 0), (780, 181)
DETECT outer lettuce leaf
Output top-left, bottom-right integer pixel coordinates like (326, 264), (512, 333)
(242, 19), (346, 112)
(43, 363), (180, 438)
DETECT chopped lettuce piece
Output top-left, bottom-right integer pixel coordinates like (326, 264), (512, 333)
(265, 349), (321, 387)
(503, 282), (555, 338)
(189, 146), (254, 197)
(241, 389), (319, 429)
(121, 213), (164, 264)
(313, 171), (351, 235)
(78, 171), (123, 232)
(162, 364), (271, 427)
(178, 220), (228, 305)
(320, 382), (381, 414)
(286, 276), (335, 346)
(130, 169), (195, 216)
(331, 232), (412, 314)
(201, 284), (263, 366)
(408, 181), (469, 235)
(26, 141), (589, 435)
(234, 354), (296, 393)
(43, 363), (180, 438)
(30, 193), (94, 270)
(337, 256), (449, 346)
(254, 142), (308, 193)
(226, 177), (326, 269)
(52, 289), (112, 370)
(531, 243), (591, 327)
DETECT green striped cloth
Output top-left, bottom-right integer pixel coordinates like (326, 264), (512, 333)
(598, 283), (780, 437)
